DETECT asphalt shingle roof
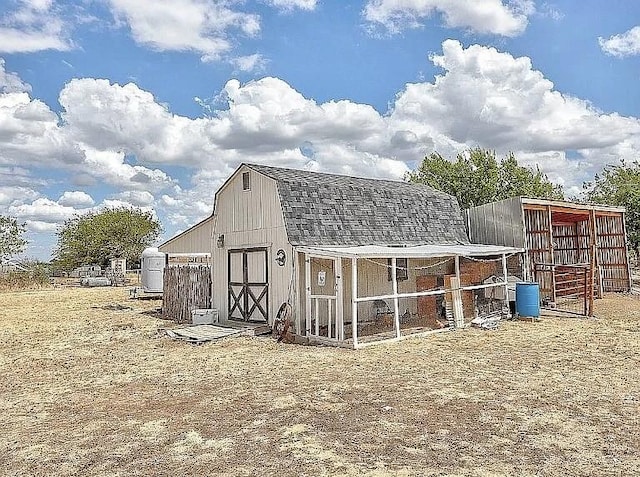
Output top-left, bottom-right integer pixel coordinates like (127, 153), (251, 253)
(246, 163), (470, 247)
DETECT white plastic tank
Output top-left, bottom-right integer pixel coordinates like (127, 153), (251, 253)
(141, 247), (166, 293)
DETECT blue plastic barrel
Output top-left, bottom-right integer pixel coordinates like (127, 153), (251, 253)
(516, 282), (540, 318)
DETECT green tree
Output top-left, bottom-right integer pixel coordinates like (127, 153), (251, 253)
(54, 207), (162, 270)
(407, 148), (564, 209)
(0, 215), (27, 262)
(584, 159), (640, 258)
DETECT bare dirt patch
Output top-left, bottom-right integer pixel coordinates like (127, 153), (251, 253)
(1, 287), (639, 476)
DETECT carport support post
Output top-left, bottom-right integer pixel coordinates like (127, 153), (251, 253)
(548, 205), (557, 304)
(589, 209), (597, 316)
(391, 257), (401, 338)
(351, 257), (358, 347)
(335, 257), (344, 341)
(453, 255), (462, 328)
(305, 254), (311, 335)
(501, 253), (509, 315)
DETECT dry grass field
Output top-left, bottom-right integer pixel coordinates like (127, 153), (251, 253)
(1, 286), (639, 476)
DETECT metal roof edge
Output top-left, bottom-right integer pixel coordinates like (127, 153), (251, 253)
(297, 243), (524, 259)
(521, 197), (626, 213)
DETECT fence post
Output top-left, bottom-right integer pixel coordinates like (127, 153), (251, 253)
(583, 266), (588, 316)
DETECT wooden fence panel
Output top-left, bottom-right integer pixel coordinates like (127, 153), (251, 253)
(162, 265), (211, 323)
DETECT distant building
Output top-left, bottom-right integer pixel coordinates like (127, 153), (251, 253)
(70, 265), (102, 278)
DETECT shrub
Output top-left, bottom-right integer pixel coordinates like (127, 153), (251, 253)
(0, 262), (51, 290)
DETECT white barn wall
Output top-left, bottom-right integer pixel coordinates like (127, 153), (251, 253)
(159, 217), (214, 254)
(213, 166), (293, 323)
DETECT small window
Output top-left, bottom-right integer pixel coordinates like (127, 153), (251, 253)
(242, 171), (251, 191)
(387, 258), (408, 282)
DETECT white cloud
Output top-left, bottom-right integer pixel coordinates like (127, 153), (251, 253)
(112, 190), (155, 207)
(0, 59), (32, 93)
(0, 0), (72, 53)
(231, 53), (269, 73)
(538, 2), (563, 21)
(0, 73), (178, 235)
(100, 198), (153, 212)
(0, 90), (79, 168)
(363, 0), (534, 36)
(158, 185), (215, 228)
(79, 147), (174, 192)
(24, 220), (59, 232)
(391, 40), (640, 151)
(388, 39), (640, 186)
(0, 166), (42, 190)
(49, 48), (640, 193)
(107, 0), (260, 61)
(210, 77), (386, 153)
(58, 191), (95, 207)
(59, 78), (211, 168)
(265, 0), (318, 12)
(0, 185), (39, 206)
(5, 39), (640, 255)
(6, 193), (158, 234)
(8, 197), (77, 225)
(599, 26), (640, 58)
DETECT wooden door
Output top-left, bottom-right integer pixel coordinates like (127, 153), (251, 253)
(228, 248), (269, 322)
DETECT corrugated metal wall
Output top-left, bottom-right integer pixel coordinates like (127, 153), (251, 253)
(466, 197), (526, 248)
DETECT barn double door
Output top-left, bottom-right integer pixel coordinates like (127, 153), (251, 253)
(228, 248), (269, 322)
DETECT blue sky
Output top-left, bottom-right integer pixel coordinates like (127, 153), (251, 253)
(1, 0), (640, 260)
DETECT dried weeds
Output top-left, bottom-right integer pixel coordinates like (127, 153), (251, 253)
(1, 287), (639, 476)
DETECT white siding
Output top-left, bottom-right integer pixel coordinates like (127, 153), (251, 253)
(159, 217), (214, 254)
(212, 166), (293, 324)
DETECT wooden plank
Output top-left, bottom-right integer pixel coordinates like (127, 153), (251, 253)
(523, 204), (548, 211)
(595, 210), (625, 217)
(305, 254), (311, 335)
(548, 205), (556, 303)
(588, 210), (596, 316)
(336, 257), (344, 341)
(450, 277), (465, 328)
(167, 324), (245, 342)
(351, 257), (358, 346)
(391, 257), (401, 339)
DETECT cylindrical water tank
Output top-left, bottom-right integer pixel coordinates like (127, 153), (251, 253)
(516, 282), (540, 318)
(141, 247), (166, 293)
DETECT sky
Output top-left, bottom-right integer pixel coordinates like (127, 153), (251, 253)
(1, 0), (640, 261)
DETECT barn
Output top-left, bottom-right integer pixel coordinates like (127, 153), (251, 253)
(210, 163), (522, 348)
(466, 197), (631, 316)
(158, 216), (213, 266)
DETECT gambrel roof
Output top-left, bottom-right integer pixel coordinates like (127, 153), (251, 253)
(246, 163), (469, 247)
